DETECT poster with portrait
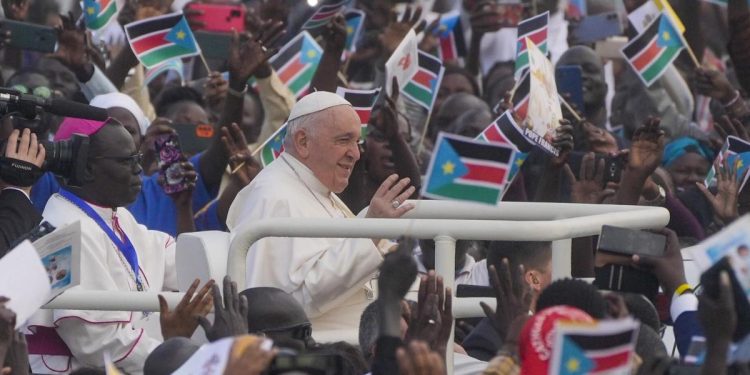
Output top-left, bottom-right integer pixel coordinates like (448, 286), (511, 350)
(690, 215), (750, 300)
(32, 221), (82, 298)
(525, 38), (562, 156)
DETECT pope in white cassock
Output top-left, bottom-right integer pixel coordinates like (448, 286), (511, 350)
(24, 118), (200, 374)
(226, 91), (416, 342)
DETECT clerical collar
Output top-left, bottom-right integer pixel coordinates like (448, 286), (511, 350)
(281, 153), (330, 196)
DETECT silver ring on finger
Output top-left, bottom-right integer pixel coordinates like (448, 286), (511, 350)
(261, 45), (267, 53)
(391, 200), (400, 209)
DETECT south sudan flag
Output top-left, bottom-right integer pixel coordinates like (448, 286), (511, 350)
(269, 31), (323, 99)
(621, 13), (685, 87)
(515, 11), (548, 78)
(83, 0), (120, 30)
(125, 13), (200, 69)
(476, 110), (535, 181)
(423, 132), (516, 205)
(402, 51), (444, 111)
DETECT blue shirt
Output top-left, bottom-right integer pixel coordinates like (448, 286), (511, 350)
(31, 153), (222, 236)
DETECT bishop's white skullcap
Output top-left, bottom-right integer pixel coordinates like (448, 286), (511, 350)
(287, 91), (351, 122)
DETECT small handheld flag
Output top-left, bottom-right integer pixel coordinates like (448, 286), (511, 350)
(422, 132), (517, 205)
(83, 0), (121, 30)
(402, 51), (445, 112)
(514, 11), (549, 79)
(125, 13), (201, 69)
(335, 86), (381, 139)
(269, 31), (323, 99)
(343, 9), (365, 57)
(621, 13), (686, 87)
(256, 124), (288, 167)
(435, 12), (466, 62)
(549, 318), (640, 375)
(705, 136), (750, 191)
(145, 59), (184, 86)
(302, 0), (350, 30)
(385, 29), (419, 97)
(476, 110), (535, 182)
(566, 0), (587, 19)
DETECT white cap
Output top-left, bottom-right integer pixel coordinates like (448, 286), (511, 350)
(90, 92), (150, 136)
(287, 91), (351, 122)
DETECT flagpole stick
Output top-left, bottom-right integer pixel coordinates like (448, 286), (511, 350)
(198, 52), (212, 75)
(558, 94), (583, 122)
(415, 110), (434, 158)
(684, 41), (701, 69)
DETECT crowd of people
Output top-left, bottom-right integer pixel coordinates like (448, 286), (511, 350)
(0, 0), (749, 373)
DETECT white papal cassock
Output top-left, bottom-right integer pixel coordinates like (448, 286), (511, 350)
(26, 193), (177, 374)
(227, 153), (391, 342)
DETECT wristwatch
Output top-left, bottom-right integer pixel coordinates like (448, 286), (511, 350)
(642, 184), (666, 206)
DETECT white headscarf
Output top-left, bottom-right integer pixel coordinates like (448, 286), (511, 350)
(90, 92), (150, 136)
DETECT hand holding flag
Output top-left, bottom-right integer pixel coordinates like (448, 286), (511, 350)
(226, 22), (285, 86)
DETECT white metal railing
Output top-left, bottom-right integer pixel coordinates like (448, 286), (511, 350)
(226, 201), (669, 375)
(42, 201), (669, 375)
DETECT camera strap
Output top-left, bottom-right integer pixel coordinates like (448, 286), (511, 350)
(58, 189), (143, 291)
(0, 157), (44, 187)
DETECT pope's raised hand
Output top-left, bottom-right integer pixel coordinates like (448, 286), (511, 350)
(366, 174), (416, 219)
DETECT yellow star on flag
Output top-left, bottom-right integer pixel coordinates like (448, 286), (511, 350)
(442, 161), (455, 175)
(176, 30), (186, 40)
(737, 159), (744, 169)
(566, 358), (580, 372)
(662, 31), (671, 41)
(307, 50), (318, 59)
(346, 26), (353, 33)
(515, 158), (524, 167)
(87, 7), (95, 14)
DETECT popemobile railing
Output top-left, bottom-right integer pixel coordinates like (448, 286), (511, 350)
(43, 201), (670, 375)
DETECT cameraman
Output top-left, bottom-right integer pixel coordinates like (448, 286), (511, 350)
(0, 128), (45, 256)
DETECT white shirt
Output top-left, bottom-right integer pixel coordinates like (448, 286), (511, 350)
(26, 194), (177, 374)
(226, 153), (389, 340)
(461, 259), (490, 287)
(413, 245), (480, 285)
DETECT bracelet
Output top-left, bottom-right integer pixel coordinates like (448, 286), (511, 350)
(228, 84), (249, 98)
(723, 90), (741, 108)
(675, 283), (693, 296)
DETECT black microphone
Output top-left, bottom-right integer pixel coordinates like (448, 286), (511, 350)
(45, 98), (108, 121)
(0, 89), (108, 121)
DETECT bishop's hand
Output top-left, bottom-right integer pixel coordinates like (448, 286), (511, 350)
(366, 174), (416, 219)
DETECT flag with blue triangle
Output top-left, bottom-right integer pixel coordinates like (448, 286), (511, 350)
(422, 132), (516, 205)
(705, 135), (750, 191)
(125, 13), (201, 69)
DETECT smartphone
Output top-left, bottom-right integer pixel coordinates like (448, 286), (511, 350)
(194, 31), (232, 60)
(186, 3), (245, 33)
(567, 152), (623, 185)
(555, 65), (585, 113)
(172, 123), (214, 156)
(569, 12), (623, 45)
(601, 155), (623, 185)
(598, 225), (667, 257)
(699, 257), (750, 341)
(154, 133), (189, 194)
(0, 19), (57, 53)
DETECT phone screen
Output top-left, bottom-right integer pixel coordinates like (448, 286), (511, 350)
(597, 226), (667, 258)
(155, 134), (189, 194)
(555, 65), (585, 113)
